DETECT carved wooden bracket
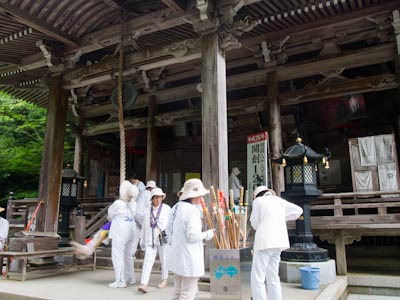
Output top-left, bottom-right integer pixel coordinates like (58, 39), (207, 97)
(319, 233), (361, 245)
(165, 38), (201, 58)
(218, 17), (258, 51)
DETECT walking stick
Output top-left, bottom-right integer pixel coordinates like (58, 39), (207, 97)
(200, 198), (221, 249)
(222, 190), (234, 249)
(237, 187), (244, 248)
(210, 186), (227, 249)
(25, 200), (44, 231)
(243, 190), (249, 248)
(229, 190), (237, 249)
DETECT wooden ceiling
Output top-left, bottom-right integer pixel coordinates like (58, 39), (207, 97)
(0, 0), (399, 125)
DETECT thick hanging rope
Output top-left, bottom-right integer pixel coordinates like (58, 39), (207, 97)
(117, 14), (126, 184)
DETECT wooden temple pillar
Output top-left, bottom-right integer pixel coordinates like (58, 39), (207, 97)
(73, 112), (85, 176)
(201, 32), (229, 196)
(36, 75), (69, 233)
(146, 95), (158, 181)
(393, 10), (400, 145)
(267, 71), (284, 195)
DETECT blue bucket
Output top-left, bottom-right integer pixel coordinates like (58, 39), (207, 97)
(299, 267), (320, 290)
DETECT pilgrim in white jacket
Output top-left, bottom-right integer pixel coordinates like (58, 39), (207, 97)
(250, 186), (303, 300)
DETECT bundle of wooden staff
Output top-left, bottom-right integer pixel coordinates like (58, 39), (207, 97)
(200, 185), (249, 250)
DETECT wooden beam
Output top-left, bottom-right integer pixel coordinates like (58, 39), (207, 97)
(161, 0), (186, 13)
(0, 3), (80, 47)
(61, 14), (391, 89)
(68, 9), (197, 55)
(81, 43), (396, 118)
(81, 74), (398, 135)
(63, 38), (201, 88)
(241, 1), (400, 48)
(280, 74), (399, 106)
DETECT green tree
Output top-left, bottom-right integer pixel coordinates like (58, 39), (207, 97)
(0, 92), (73, 203)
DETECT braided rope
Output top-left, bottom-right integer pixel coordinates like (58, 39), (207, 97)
(117, 17), (126, 185)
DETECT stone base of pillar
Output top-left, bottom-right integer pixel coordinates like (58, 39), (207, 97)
(279, 259), (337, 284)
(281, 242), (329, 262)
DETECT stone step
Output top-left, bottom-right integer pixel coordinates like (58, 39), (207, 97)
(348, 273), (400, 297)
(96, 257), (162, 271)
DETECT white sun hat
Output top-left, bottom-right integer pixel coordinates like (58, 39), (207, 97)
(179, 178), (209, 201)
(151, 187), (166, 200)
(145, 180), (157, 188)
(252, 186), (276, 198)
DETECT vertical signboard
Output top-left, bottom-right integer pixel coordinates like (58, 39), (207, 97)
(247, 132), (270, 193)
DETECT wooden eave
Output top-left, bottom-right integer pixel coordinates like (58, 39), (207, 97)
(0, 0), (398, 110)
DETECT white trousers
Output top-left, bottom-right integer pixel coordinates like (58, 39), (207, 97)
(141, 245), (168, 285)
(169, 274), (198, 300)
(111, 239), (135, 282)
(251, 248), (282, 300)
(131, 228), (140, 256)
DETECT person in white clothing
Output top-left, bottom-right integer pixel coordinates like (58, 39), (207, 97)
(138, 187), (171, 293)
(108, 180), (139, 288)
(166, 178), (215, 300)
(0, 206), (9, 251)
(250, 186), (303, 300)
(70, 177), (145, 260)
(135, 180), (157, 227)
(228, 167), (243, 205)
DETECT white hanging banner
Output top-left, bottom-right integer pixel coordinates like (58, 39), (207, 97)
(247, 131), (270, 194)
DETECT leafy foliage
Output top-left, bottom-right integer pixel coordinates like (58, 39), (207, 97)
(0, 92), (74, 203)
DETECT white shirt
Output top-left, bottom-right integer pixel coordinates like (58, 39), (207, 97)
(250, 194), (302, 251)
(108, 199), (137, 242)
(136, 190), (151, 217)
(141, 203), (171, 247)
(0, 217), (9, 251)
(166, 201), (210, 277)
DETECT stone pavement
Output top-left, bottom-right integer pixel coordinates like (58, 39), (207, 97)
(0, 268), (324, 300)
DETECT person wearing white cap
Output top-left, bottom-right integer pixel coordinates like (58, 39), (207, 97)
(107, 180), (139, 288)
(166, 178), (215, 300)
(138, 187), (171, 293)
(250, 186), (303, 300)
(0, 206), (9, 251)
(229, 167), (243, 205)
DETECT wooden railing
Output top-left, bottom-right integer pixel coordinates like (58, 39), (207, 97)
(6, 198), (39, 233)
(6, 197), (113, 239)
(289, 190), (400, 275)
(312, 190), (400, 228)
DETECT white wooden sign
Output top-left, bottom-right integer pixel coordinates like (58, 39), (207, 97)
(247, 131), (270, 193)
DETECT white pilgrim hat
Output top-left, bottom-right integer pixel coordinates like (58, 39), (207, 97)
(179, 178), (209, 201)
(151, 187), (166, 200)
